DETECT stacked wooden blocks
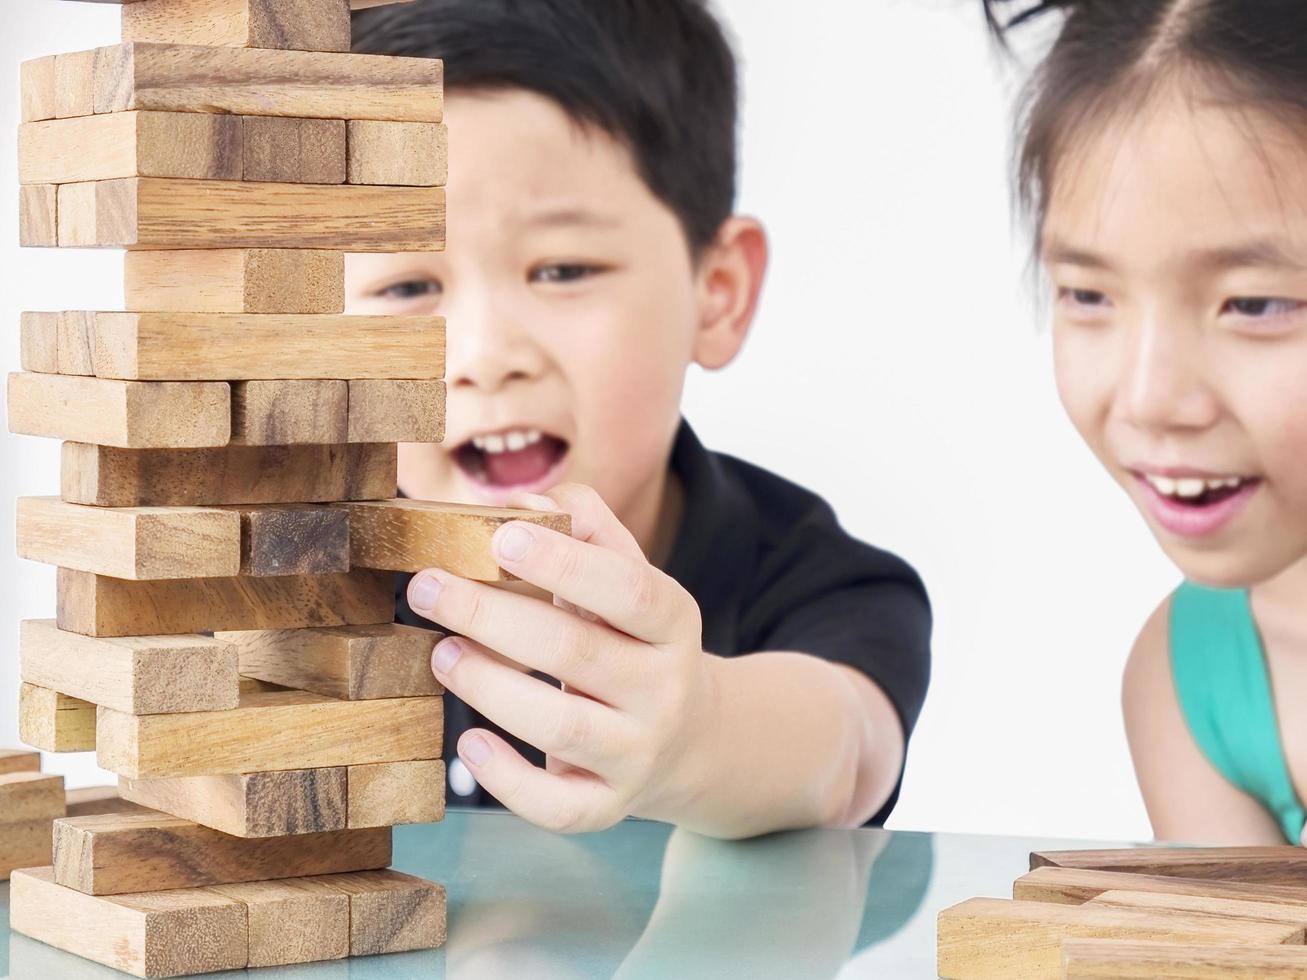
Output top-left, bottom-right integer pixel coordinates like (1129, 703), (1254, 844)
(939, 846), (1307, 978)
(9, 0), (567, 976)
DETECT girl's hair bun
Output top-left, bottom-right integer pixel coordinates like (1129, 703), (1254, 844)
(983, 0), (1078, 41)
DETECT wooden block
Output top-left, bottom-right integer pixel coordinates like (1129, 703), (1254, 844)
(348, 760), (446, 828)
(312, 869), (446, 955)
(232, 380), (348, 444)
(17, 497), (242, 580)
(56, 310), (96, 375)
(62, 441), (396, 508)
(20, 312), (60, 373)
(1062, 939), (1307, 979)
(20, 619), (239, 715)
(20, 56), (57, 122)
(20, 684), (97, 753)
(97, 685), (442, 778)
(0, 748), (43, 776)
(8, 372), (230, 449)
(57, 567), (393, 638)
(937, 897), (1306, 980)
(1014, 866), (1307, 908)
(65, 785), (151, 818)
(348, 379), (446, 443)
(347, 120), (447, 186)
(53, 811), (390, 895)
(56, 50), (98, 118)
(54, 177), (444, 250)
(123, 0), (352, 53)
(208, 878), (349, 967)
(0, 772), (66, 823)
(351, 0), (417, 7)
(1086, 889), (1307, 928)
(124, 248), (345, 314)
(119, 768), (347, 837)
(95, 42), (443, 122)
(1, 820), (55, 881)
(9, 866), (249, 978)
(222, 623), (443, 699)
(345, 499), (572, 579)
(19, 112), (242, 185)
(233, 504), (351, 576)
(1031, 846), (1307, 886)
(243, 115), (346, 183)
(19, 184), (58, 246)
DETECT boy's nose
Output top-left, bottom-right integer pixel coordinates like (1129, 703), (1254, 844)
(446, 302), (547, 394)
(1116, 316), (1219, 433)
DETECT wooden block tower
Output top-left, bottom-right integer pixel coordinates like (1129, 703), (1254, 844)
(7, 1), (568, 975)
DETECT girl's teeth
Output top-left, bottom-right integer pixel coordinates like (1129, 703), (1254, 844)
(1174, 478), (1205, 499)
(1144, 473), (1247, 499)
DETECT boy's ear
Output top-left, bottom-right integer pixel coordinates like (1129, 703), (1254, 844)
(692, 216), (769, 371)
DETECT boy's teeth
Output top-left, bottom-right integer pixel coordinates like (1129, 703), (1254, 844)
(505, 431), (527, 452)
(483, 434), (506, 454)
(472, 436), (487, 451)
(474, 428), (546, 455)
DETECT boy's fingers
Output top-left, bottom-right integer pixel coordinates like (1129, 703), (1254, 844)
(432, 635), (630, 771)
(539, 483), (645, 560)
(456, 729), (622, 834)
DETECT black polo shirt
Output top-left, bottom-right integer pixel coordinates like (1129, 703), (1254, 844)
(396, 420), (932, 826)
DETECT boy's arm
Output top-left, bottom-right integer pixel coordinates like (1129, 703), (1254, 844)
(406, 483), (911, 839)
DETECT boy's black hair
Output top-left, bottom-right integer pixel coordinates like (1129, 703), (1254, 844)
(352, 0), (738, 255)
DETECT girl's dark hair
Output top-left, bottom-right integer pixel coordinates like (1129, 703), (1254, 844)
(984, 0), (1307, 237)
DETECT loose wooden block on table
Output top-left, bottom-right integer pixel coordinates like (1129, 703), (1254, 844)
(94, 42), (443, 122)
(17, 496), (241, 580)
(347, 120), (448, 186)
(348, 760), (446, 828)
(9, 867), (248, 978)
(221, 623), (444, 699)
(52, 811), (391, 895)
(0, 748), (42, 776)
(124, 248), (345, 314)
(232, 380), (347, 445)
(0, 771), (66, 823)
(18, 184), (57, 246)
(243, 115), (346, 183)
(1031, 846), (1307, 886)
(232, 504), (351, 576)
(98, 684), (443, 778)
(19, 683), (97, 753)
(1086, 888), (1307, 928)
(1062, 938), (1307, 979)
(208, 877), (350, 967)
(345, 499), (572, 579)
(1014, 865), (1307, 908)
(56, 176), (444, 250)
(937, 897), (1306, 980)
(62, 441), (397, 507)
(307, 869), (446, 955)
(18, 111), (242, 184)
(20, 619), (239, 716)
(1, 819), (57, 881)
(123, 0), (352, 54)
(348, 379), (447, 443)
(65, 785), (151, 818)
(8, 372), (230, 449)
(120, 767), (348, 838)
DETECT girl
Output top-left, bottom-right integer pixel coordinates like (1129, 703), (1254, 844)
(987, 0), (1307, 844)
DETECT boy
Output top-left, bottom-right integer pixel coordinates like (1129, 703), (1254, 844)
(348, 0), (930, 839)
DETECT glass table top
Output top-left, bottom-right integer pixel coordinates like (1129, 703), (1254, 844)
(0, 808), (1132, 979)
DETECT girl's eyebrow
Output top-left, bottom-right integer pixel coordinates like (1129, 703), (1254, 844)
(1042, 237), (1307, 273)
(1042, 237), (1113, 271)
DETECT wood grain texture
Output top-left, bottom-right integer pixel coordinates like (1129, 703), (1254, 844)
(0, 772), (67, 823)
(56, 567), (394, 638)
(348, 379), (446, 443)
(310, 869), (446, 955)
(1, 820), (55, 881)
(20, 619), (240, 715)
(55, 177), (444, 250)
(56, 310), (96, 375)
(345, 499), (572, 579)
(347, 120), (447, 186)
(9, 866), (249, 978)
(19, 684), (97, 753)
(18, 184), (58, 246)
(19, 111), (242, 184)
(65, 785), (152, 818)
(937, 897), (1305, 980)
(233, 504), (351, 576)
(20, 312), (59, 373)
(208, 877), (349, 966)
(243, 115), (346, 183)
(123, 0), (352, 53)
(1031, 846), (1307, 886)
(95, 42), (443, 122)
(222, 623), (444, 699)
(56, 50), (98, 118)
(8, 372), (230, 449)
(0, 749), (42, 776)
(232, 380), (348, 445)
(1014, 866), (1307, 908)
(20, 56), (57, 122)
(350, 0), (417, 7)
(97, 685), (443, 778)
(1062, 938), (1307, 978)
(62, 441), (397, 508)
(52, 811), (390, 895)
(1086, 888), (1307, 928)
(17, 496), (241, 580)
(124, 248), (345, 314)
(119, 768), (348, 837)
(348, 760), (446, 828)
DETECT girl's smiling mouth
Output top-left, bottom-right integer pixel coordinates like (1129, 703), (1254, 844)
(1131, 468), (1262, 540)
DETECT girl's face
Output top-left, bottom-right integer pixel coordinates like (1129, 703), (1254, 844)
(1046, 83), (1307, 588)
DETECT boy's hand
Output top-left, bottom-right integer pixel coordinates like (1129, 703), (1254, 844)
(406, 483), (717, 833)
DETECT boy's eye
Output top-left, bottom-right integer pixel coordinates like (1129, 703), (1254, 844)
(376, 279), (441, 300)
(530, 263), (604, 285)
(1223, 297), (1303, 318)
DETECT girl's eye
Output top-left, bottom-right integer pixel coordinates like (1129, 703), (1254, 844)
(377, 279), (441, 300)
(531, 263), (604, 285)
(1223, 297), (1303, 318)
(1058, 287), (1109, 308)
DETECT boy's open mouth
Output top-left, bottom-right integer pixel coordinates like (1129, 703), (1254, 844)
(453, 427), (570, 488)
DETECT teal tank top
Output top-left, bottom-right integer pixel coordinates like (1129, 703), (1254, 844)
(1170, 582), (1306, 844)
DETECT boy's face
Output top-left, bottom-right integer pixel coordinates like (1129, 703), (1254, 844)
(347, 90), (718, 533)
(1044, 83), (1307, 588)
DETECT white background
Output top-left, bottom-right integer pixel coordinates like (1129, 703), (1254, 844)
(0, 0), (1177, 843)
